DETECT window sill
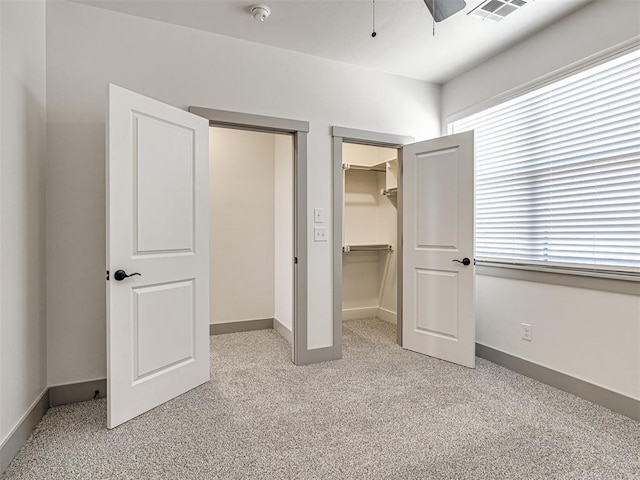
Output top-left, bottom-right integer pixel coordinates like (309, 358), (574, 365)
(476, 261), (640, 296)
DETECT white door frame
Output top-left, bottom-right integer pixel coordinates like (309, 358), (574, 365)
(331, 127), (414, 354)
(188, 107), (314, 365)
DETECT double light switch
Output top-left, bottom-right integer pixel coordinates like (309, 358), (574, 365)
(313, 208), (328, 242)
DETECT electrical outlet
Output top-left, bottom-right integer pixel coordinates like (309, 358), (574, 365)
(314, 227), (328, 242)
(521, 323), (532, 341)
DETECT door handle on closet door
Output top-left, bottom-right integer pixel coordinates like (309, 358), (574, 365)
(113, 269), (142, 281)
(452, 258), (471, 266)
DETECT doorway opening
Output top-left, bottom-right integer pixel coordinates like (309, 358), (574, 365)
(332, 127), (476, 367)
(189, 106), (311, 365)
(331, 127), (414, 359)
(208, 127), (294, 354)
(341, 142), (400, 345)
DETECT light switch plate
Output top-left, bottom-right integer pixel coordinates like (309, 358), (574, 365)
(314, 227), (328, 242)
(521, 323), (532, 341)
(314, 208), (325, 223)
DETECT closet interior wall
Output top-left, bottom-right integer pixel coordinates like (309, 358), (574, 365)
(342, 143), (398, 324)
(209, 127), (294, 337)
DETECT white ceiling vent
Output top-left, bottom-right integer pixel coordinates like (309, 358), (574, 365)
(469, 0), (527, 22)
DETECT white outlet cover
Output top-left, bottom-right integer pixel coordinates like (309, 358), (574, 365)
(314, 207), (325, 223)
(314, 226), (328, 242)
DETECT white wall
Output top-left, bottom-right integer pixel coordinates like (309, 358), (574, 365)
(478, 277), (640, 399)
(46, 0), (440, 384)
(209, 128), (275, 324)
(443, 0), (640, 400)
(0, 0), (47, 446)
(274, 135), (294, 332)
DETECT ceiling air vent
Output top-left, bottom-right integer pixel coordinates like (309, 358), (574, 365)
(469, 0), (527, 22)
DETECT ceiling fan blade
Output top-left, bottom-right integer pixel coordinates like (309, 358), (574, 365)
(423, 0), (467, 22)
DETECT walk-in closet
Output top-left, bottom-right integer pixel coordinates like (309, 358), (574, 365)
(342, 143), (399, 327)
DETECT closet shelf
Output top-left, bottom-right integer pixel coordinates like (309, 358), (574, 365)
(343, 244), (393, 253)
(380, 187), (397, 196)
(343, 162), (386, 172)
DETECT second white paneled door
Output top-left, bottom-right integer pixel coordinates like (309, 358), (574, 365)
(402, 132), (475, 368)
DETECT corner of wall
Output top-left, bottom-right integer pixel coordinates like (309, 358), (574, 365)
(0, 0), (48, 467)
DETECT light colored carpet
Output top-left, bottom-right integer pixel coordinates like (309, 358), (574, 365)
(3, 318), (639, 479)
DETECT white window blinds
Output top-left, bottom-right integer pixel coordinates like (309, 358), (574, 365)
(450, 49), (640, 275)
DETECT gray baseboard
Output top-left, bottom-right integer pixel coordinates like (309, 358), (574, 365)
(0, 389), (49, 475)
(49, 378), (107, 407)
(273, 318), (293, 344)
(209, 318), (274, 335)
(294, 346), (341, 366)
(476, 343), (640, 421)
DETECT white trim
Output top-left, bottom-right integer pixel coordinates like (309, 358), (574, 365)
(341, 306), (398, 324)
(376, 307), (397, 324)
(342, 307), (379, 321)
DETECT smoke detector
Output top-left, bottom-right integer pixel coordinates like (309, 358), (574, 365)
(250, 4), (271, 22)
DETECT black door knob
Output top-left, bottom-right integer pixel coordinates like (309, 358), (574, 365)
(114, 269), (141, 281)
(452, 257), (471, 266)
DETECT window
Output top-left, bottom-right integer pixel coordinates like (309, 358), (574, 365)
(449, 49), (640, 276)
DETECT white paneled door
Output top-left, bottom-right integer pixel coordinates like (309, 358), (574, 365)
(402, 132), (475, 368)
(107, 84), (210, 428)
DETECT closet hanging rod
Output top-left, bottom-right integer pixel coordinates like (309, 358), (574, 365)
(343, 244), (393, 253)
(380, 187), (397, 196)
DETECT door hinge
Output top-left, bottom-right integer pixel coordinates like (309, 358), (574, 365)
(106, 270), (109, 281)
(294, 257), (298, 264)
